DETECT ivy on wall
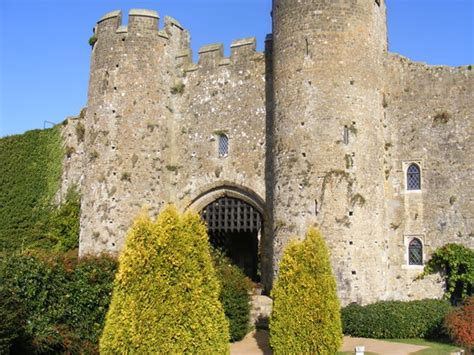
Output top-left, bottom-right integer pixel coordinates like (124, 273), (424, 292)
(421, 244), (474, 304)
(0, 127), (63, 252)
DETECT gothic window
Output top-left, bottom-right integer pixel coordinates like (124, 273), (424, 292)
(218, 134), (229, 158)
(408, 238), (423, 265)
(407, 163), (421, 190)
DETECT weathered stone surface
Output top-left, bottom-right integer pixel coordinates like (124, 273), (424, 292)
(61, 2), (473, 305)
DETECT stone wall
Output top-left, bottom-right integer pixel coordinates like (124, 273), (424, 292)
(59, 109), (86, 200)
(383, 55), (473, 300)
(165, 37), (266, 212)
(78, 9), (266, 258)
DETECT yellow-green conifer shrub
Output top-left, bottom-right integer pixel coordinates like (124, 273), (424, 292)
(100, 206), (229, 354)
(270, 227), (343, 354)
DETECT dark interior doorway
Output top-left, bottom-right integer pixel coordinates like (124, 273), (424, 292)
(201, 196), (262, 281)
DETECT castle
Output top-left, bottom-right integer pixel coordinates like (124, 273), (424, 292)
(61, 0), (473, 305)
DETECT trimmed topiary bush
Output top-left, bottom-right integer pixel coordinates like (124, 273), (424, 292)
(270, 227), (342, 354)
(100, 207), (229, 354)
(342, 299), (453, 339)
(212, 249), (252, 342)
(444, 296), (474, 353)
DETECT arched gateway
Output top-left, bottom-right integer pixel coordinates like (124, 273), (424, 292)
(202, 197), (261, 280)
(187, 184), (265, 282)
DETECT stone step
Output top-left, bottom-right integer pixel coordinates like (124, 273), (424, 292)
(249, 295), (273, 329)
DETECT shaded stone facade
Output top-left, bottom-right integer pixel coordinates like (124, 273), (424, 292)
(62, 1), (473, 305)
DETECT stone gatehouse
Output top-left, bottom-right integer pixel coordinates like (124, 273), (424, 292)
(60, 0), (473, 305)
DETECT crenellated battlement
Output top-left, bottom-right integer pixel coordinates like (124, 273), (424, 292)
(177, 37), (264, 73)
(94, 9), (186, 39)
(96, 10), (122, 35)
(93, 9), (262, 75)
(198, 43), (224, 67)
(128, 9), (159, 32)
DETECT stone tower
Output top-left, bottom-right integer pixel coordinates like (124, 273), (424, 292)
(269, 0), (389, 303)
(80, 10), (189, 255)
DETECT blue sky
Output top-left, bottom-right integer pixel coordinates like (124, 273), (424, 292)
(0, 0), (473, 138)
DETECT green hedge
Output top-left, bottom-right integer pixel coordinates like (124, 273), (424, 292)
(212, 249), (252, 342)
(0, 128), (63, 252)
(0, 252), (117, 354)
(342, 299), (453, 339)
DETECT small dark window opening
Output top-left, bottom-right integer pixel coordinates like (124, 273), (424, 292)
(375, 0), (381, 6)
(314, 200), (318, 216)
(218, 134), (229, 158)
(343, 126), (349, 145)
(408, 238), (423, 265)
(407, 163), (421, 190)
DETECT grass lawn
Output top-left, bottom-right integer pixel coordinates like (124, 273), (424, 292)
(386, 338), (462, 354)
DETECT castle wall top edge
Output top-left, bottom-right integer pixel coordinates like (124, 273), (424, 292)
(116, 26), (128, 34)
(176, 49), (192, 59)
(97, 9), (161, 25)
(388, 53), (473, 71)
(164, 16), (184, 30)
(198, 43), (224, 54)
(129, 9), (159, 19)
(231, 37), (256, 48)
(98, 10), (121, 24)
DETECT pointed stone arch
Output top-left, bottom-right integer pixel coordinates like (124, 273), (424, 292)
(186, 182), (267, 282)
(186, 181), (266, 217)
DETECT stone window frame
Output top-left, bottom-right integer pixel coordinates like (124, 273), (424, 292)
(217, 133), (229, 158)
(403, 160), (423, 194)
(402, 235), (425, 270)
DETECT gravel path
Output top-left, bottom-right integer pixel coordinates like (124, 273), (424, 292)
(230, 331), (430, 355)
(341, 336), (429, 354)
